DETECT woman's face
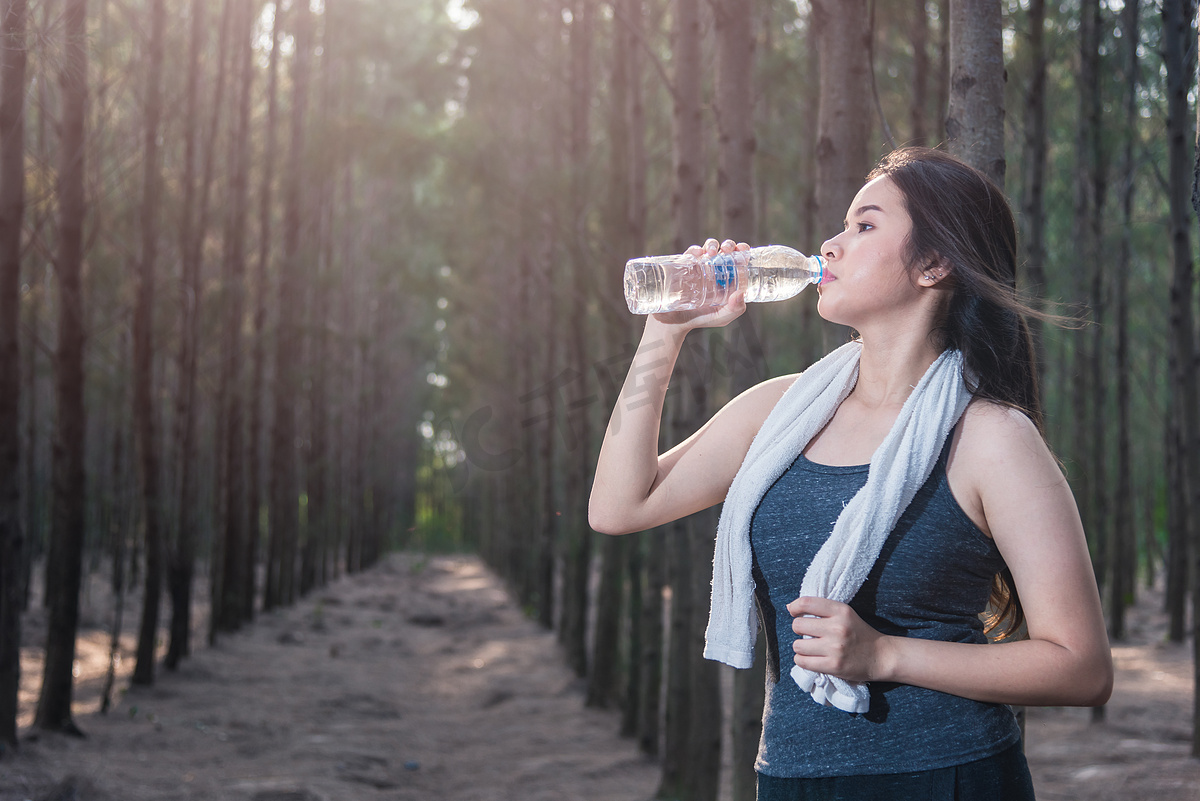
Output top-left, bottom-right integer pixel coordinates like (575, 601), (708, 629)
(815, 175), (924, 330)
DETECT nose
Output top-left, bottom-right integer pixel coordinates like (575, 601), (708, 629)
(820, 232), (843, 261)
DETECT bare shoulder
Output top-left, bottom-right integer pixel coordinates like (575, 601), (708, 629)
(947, 400), (1067, 536)
(953, 399), (1056, 471)
(740, 373), (801, 408)
(714, 372), (801, 439)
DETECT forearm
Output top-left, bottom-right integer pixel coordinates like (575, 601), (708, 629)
(588, 319), (686, 534)
(878, 634), (1113, 708)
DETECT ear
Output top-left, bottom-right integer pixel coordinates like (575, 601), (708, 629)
(919, 259), (952, 287)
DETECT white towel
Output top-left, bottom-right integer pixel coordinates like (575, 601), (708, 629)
(703, 341), (972, 713)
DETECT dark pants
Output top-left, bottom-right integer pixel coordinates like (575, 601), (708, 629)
(755, 743), (1036, 801)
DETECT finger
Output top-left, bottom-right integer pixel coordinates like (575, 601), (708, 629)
(793, 636), (825, 656)
(718, 292), (747, 320)
(720, 239), (736, 253)
(704, 237), (720, 254)
(787, 595), (841, 618)
(685, 244), (704, 257)
(791, 614), (826, 637)
(736, 241), (750, 251)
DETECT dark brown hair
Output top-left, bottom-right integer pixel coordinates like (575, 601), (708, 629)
(867, 146), (1043, 640)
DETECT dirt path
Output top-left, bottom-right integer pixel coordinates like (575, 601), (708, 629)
(1023, 585), (1200, 801)
(4, 554), (659, 800)
(3, 553), (1200, 800)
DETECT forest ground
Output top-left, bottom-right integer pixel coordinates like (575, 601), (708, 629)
(1, 552), (1199, 801)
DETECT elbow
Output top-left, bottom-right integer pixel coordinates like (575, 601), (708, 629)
(1085, 657), (1115, 707)
(1071, 650), (1114, 707)
(587, 500), (633, 536)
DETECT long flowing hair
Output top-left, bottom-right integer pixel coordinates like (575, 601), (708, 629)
(868, 147), (1057, 640)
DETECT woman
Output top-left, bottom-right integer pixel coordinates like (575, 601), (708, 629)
(589, 147), (1112, 799)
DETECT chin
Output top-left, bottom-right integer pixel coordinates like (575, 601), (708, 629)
(814, 299), (849, 328)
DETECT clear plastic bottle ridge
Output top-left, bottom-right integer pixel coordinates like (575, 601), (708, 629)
(623, 245), (826, 315)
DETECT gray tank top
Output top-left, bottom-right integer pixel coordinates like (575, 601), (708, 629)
(749, 434), (1022, 777)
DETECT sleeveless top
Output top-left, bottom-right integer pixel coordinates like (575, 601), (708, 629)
(749, 435), (1022, 778)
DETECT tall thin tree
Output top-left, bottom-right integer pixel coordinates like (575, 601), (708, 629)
(1019, 0), (1049, 384)
(910, 0), (930, 146)
(1110, 0), (1139, 643)
(587, 0), (637, 710)
(659, 2), (722, 799)
(562, 0), (597, 682)
(712, 0), (764, 796)
(946, 0), (1005, 185)
(1071, 9), (1108, 711)
(168, 0), (234, 667)
(213, 0), (257, 635)
(1161, 0), (1200, 754)
(246, 0), (285, 621)
(1163, 0), (1198, 649)
(811, 0), (871, 268)
(267, 0), (315, 610)
(34, 0), (88, 734)
(130, 0), (167, 688)
(1192, 0), (1200, 761)
(0, 0), (29, 753)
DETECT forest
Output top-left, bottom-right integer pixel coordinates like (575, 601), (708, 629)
(1, 0), (1200, 798)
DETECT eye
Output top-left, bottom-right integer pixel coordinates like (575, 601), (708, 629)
(856, 221), (873, 233)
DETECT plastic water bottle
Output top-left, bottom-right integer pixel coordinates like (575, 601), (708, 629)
(623, 245), (826, 315)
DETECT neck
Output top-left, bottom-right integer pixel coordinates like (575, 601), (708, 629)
(851, 332), (944, 409)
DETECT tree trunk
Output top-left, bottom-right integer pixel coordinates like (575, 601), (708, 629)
(1019, 0), (1049, 385)
(811, 0), (871, 361)
(588, 534), (625, 707)
(1193, 0), (1200, 762)
(213, 0), (256, 635)
(100, 330), (130, 714)
(1162, 0), (1200, 756)
(659, 1), (721, 797)
(588, 0), (646, 710)
(1074, 2), (1109, 730)
(562, 0), (595, 681)
(910, 0), (930, 147)
(686, 503), (722, 801)
(946, 0), (1006, 185)
(621, 2), (661, 753)
(936, 0), (950, 143)
(620, 535), (643, 736)
(713, 0), (763, 795)
(34, 0), (87, 735)
(811, 0), (870, 238)
(1163, 0), (1198, 641)
(660, 517), (694, 800)
(0, 0), (28, 753)
(130, 0), (167, 687)
(535, 209), (557, 630)
(303, 2), (336, 598)
(245, 0), (284, 621)
(1109, 0), (1139, 644)
(268, 0), (314, 610)
(639, 532), (664, 756)
(20, 253), (37, 616)
(167, 0), (232, 669)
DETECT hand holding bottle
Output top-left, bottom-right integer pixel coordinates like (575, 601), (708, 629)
(647, 239), (751, 331)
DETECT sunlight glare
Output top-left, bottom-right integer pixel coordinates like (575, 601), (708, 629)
(446, 0), (479, 31)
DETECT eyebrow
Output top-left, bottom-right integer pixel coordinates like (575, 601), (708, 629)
(843, 204), (886, 227)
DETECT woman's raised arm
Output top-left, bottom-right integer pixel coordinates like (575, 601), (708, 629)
(588, 241), (792, 536)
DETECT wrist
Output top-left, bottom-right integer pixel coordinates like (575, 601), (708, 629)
(874, 635), (903, 683)
(642, 317), (689, 348)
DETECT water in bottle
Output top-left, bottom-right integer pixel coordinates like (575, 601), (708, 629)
(623, 245), (826, 314)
